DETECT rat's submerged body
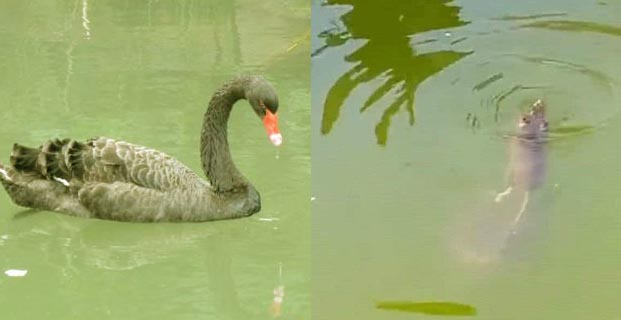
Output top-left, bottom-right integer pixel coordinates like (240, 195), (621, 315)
(495, 99), (548, 225)
(454, 100), (549, 264)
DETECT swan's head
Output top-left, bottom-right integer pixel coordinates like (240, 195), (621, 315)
(246, 77), (282, 146)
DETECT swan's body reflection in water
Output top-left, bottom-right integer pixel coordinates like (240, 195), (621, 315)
(80, 225), (251, 318)
(1, 217), (287, 319)
(452, 100), (549, 265)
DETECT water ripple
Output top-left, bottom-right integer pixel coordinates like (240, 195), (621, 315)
(464, 53), (618, 135)
(521, 20), (621, 37)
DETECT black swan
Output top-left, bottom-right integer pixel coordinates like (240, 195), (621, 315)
(0, 75), (282, 222)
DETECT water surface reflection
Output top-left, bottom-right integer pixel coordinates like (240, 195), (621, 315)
(314, 0), (470, 145)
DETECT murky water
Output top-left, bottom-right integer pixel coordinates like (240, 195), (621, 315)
(0, 1), (309, 319)
(312, 0), (621, 319)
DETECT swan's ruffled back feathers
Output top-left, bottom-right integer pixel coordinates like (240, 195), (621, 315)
(11, 137), (208, 192)
(88, 137), (209, 191)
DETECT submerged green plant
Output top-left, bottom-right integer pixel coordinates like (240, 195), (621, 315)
(376, 301), (477, 316)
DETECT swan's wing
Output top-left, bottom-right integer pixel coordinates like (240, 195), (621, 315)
(82, 137), (205, 191)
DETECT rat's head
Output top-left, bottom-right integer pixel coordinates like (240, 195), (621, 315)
(518, 99), (548, 136)
(245, 77), (282, 146)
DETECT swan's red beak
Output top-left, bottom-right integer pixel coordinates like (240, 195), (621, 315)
(263, 109), (282, 146)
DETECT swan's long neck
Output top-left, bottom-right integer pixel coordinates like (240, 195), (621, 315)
(200, 78), (249, 193)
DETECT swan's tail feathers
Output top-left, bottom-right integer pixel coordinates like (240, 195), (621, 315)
(0, 162), (17, 199)
(0, 161), (38, 208)
(9, 138), (87, 181)
(0, 162), (14, 183)
(0, 161), (88, 214)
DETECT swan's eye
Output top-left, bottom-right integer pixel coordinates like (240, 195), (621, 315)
(522, 117), (530, 124)
(260, 100), (279, 116)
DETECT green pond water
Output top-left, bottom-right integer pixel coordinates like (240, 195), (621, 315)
(312, 0), (621, 319)
(0, 1), (309, 319)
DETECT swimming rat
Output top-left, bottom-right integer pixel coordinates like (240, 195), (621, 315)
(494, 99), (548, 227)
(451, 100), (549, 264)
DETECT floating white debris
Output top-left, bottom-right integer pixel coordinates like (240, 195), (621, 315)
(311, 197), (316, 201)
(5, 269), (28, 277)
(0, 235), (8, 240)
(258, 217), (280, 222)
(444, 31), (452, 37)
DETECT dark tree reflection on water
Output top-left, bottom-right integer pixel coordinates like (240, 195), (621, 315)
(315, 0), (471, 145)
